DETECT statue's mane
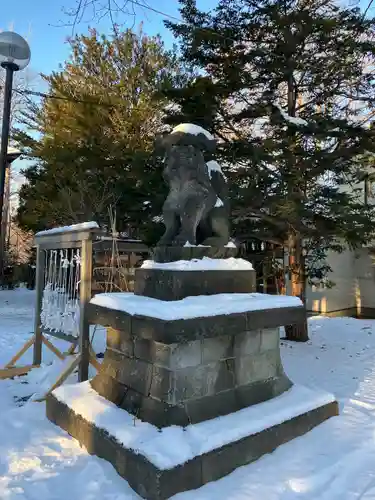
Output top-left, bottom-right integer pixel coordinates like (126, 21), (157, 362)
(156, 131), (216, 155)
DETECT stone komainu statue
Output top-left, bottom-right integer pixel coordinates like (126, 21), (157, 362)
(157, 124), (230, 247)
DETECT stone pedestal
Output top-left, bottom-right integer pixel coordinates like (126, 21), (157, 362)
(47, 381), (338, 500)
(86, 279), (306, 428)
(46, 252), (338, 499)
(90, 324), (292, 427)
(134, 266), (256, 301)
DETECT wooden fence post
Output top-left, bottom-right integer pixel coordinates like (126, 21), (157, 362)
(78, 238), (93, 382)
(33, 246), (45, 366)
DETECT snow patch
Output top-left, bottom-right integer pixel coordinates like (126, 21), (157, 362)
(141, 257), (252, 271)
(90, 292), (302, 320)
(36, 221), (99, 236)
(183, 242), (209, 247)
(215, 197), (224, 207)
(182, 242), (236, 248)
(1, 290), (375, 499)
(28, 358), (80, 402)
(275, 104), (308, 127)
(7, 146), (21, 156)
(53, 381), (335, 470)
(207, 159), (227, 180)
(171, 123), (214, 141)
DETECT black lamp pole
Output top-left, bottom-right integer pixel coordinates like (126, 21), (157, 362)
(0, 62), (17, 281)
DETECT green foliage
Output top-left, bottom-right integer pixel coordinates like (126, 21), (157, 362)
(165, 0), (375, 288)
(15, 27), (181, 243)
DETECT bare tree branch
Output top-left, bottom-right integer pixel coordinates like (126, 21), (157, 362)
(58, 0), (157, 34)
(0, 67), (40, 134)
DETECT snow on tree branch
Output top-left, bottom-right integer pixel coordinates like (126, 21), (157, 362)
(274, 104), (308, 126)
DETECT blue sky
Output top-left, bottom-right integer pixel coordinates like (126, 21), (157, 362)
(2, 0), (372, 95)
(1, 0), (217, 77)
(1, 0), (372, 183)
(1, 0), (217, 180)
(2, 0), (372, 101)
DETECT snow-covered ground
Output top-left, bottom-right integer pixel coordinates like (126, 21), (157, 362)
(1, 288), (375, 499)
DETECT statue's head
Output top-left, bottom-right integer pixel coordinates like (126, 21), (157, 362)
(155, 123), (216, 157)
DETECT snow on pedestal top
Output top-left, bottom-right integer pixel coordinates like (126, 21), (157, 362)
(53, 380), (335, 470)
(171, 123), (215, 141)
(141, 257), (253, 271)
(90, 292), (302, 320)
(35, 221), (99, 236)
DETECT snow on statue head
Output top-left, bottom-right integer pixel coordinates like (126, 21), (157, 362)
(156, 123), (230, 247)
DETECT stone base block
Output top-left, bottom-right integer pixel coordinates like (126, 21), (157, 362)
(90, 326), (292, 427)
(134, 268), (256, 301)
(88, 294), (306, 345)
(47, 381), (338, 500)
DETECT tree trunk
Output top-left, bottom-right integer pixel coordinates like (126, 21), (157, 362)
(284, 234), (309, 342)
(284, 316), (309, 342)
(283, 58), (309, 341)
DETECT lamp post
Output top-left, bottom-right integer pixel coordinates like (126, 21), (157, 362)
(0, 32), (31, 281)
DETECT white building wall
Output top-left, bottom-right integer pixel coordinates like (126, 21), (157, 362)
(352, 249), (375, 311)
(306, 247), (375, 316)
(306, 249), (357, 314)
(304, 170), (375, 316)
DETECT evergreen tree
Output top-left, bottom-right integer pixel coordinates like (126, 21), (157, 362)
(165, 0), (375, 340)
(15, 28), (182, 244)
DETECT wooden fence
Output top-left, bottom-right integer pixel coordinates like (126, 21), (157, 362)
(0, 223), (148, 396)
